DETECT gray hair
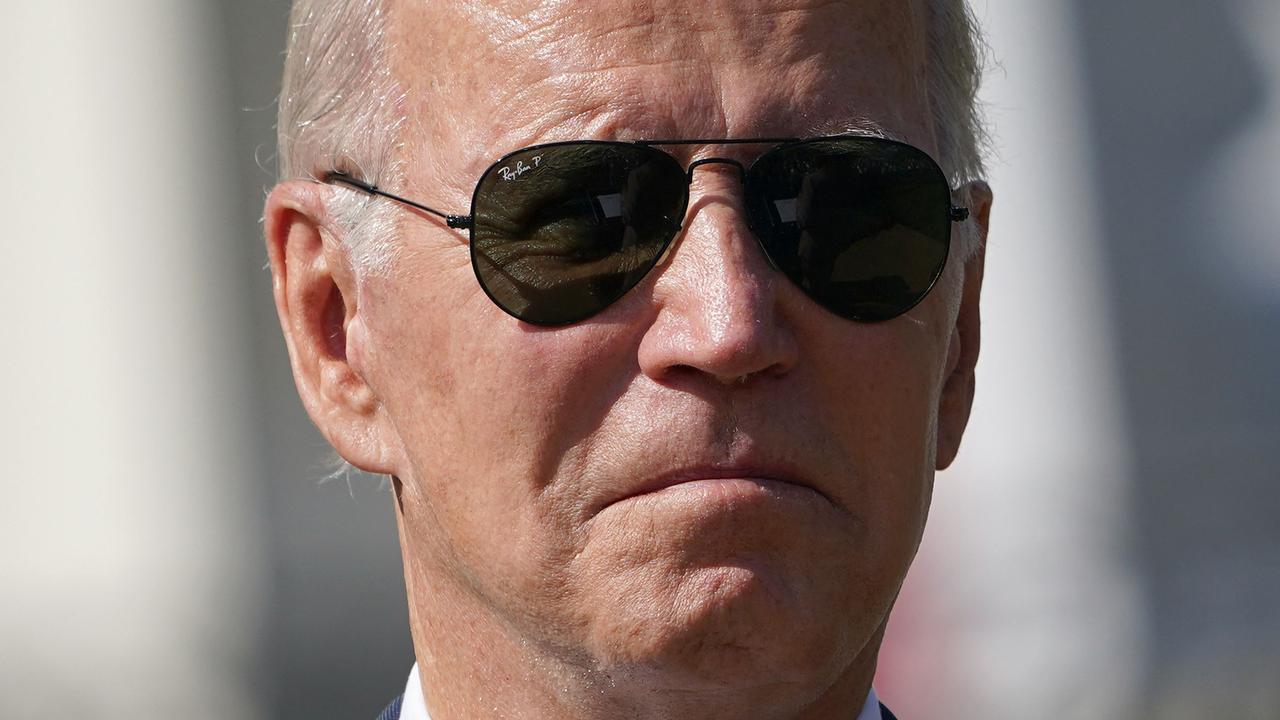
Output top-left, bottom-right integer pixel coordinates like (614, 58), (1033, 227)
(924, 0), (991, 191)
(277, 0), (990, 265)
(278, 0), (407, 275)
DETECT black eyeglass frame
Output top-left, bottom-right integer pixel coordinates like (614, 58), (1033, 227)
(322, 135), (971, 232)
(322, 135), (970, 325)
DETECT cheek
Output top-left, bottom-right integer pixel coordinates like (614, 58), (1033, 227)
(808, 320), (943, 542)
(368, 285), (642, 584)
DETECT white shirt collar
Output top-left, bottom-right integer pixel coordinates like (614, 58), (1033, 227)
(399, 663), (430, 720)
(400, 663), (882, 719)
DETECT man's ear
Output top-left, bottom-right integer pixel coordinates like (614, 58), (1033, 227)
(264, 180), (398, 475)
(936, 180), (992, 470)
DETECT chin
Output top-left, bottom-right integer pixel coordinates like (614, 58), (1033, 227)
(581, 561), (861, 692)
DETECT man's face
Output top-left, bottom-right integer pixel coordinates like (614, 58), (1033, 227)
(332, 0), (977, 699)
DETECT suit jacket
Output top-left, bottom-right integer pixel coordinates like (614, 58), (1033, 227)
(376, 695), (899, 719)
(376, 696), (402, 720)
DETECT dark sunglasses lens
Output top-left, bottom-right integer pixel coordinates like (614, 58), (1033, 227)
(745, 137), (953, 322)
(471, 143), (687, 325)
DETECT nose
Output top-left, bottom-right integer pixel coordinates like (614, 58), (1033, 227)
(636, 167), (800, 386)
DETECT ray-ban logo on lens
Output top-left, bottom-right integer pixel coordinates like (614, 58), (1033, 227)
(499, 156), (541, 181)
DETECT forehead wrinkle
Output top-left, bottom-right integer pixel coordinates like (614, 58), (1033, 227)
(471, 73), (647, 155)
(469, 56), (726, 161)
(399, 0), (926, 97)
(456, 0), (922, 79)
(462, 68), (928, 170)
(520, 1), (892, 74)
(476, 43), (900, 151)
(440, 0), (699, 75)
(393, 0), (934, 178)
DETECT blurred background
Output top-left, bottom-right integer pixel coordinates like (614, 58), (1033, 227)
(1, 0), (1275, 718)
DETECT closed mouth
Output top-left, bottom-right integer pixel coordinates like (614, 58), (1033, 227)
(603, 465), (833, 513)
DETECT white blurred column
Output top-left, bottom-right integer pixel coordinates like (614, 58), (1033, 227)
(0, 2), (264, 718)
(883, 2), (1145, 718)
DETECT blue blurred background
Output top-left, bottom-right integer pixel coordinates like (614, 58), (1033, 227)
(1, 1), (1275, 718)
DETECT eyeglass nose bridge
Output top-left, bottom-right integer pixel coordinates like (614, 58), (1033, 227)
(685, 157), (747, 184)
(657, 155), (781, 273)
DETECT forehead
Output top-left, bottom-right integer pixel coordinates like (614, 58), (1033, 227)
(390, 0), (932, 173)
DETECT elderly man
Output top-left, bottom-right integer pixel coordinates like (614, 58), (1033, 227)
(265, 0), (992, 717)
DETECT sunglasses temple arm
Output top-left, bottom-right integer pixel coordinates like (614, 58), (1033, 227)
(322, 172), (474, 233)
(949, 206), (970, 222)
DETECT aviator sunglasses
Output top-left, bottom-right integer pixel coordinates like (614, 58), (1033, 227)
(324, 135), (969, 326)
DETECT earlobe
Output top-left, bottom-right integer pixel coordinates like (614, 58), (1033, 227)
(935, 181), (992, 470)
(264, 181), (398, 475)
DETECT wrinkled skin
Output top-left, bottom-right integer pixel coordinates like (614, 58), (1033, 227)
(265, 0), (991, 718)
